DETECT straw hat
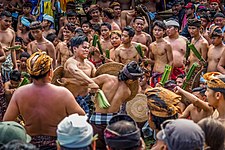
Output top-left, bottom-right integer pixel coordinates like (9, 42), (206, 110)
(95, 62), (139, 101)
(126, 94), (148, 122)
(52, 66), (64, 86)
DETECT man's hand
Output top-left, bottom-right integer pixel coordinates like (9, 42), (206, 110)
(174, 86), (183, 95)
(89, 82), (99, 94)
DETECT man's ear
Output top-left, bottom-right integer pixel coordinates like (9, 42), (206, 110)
(72, 46), (77, 53)
(215, 92), (222, 100)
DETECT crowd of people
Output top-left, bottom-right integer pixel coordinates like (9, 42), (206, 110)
(0, 0), (224, 149)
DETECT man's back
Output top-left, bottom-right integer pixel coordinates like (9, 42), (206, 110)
(3, 83), (85, 136)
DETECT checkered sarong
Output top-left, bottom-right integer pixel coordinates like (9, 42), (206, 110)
(89, 112), (117, 125)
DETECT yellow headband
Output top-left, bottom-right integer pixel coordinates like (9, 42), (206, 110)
(145, 87), (181, 118)
(27, 50), (52, 77)
(203, 72), (225, 89)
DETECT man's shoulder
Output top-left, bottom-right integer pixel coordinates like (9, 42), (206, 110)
(7, 28), (15, 34)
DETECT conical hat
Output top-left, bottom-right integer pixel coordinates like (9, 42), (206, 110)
(95, 62), (139, 101)
(52, 66), (64, 86)
(126, 94), (148, 122)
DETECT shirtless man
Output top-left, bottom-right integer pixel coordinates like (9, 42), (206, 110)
(132, 16), (152, 55)
(187, 19), (208, 69)
(56, 23), (74, 66)
(42, 14), (56, 38)
(17, 17), (31, 45)
(207, 27), (225, 72)
(81, 21), (92, 42)
(97, 0), (111, 8)
(109, 2), (122, 29)
(88, 5), (102, 26)
(100, 22), (113, 53)
(149, 20), (173, 87)
(115, 26), (147, 64)
(0, 11), (18, 83)
(102, 8), (121, 31)
(116, 0), (134, 10)
(179, 87), (212, 123)
(27, 21), (56, 68)
(164, 19), (187, 80)
(109, 30), (122, 61)
(217, 50), (225, 74)
(90, 61), (144, 149)
(3, 51), (85, 149)
(63, 36), (99, 114)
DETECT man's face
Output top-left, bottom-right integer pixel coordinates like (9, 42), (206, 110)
(82, 24), (90, 33)
(113, 6), (121, 17)
(23, 7), (31, 14)
(199, 0), (208, 5)
(31, 29), (43, 40)
(193, 91), (204, 100)
(0, 16), (12, 29)
(205, 88), (217, 108)
(133, 19), (144, 32)
(166, 26), (177, 37)
(185, 8), (194, 16)
(153, 25), (165, 39)
(63, 29), (73, 41)
(90, 10), (100, 20)
(121, 30), (131, 44)
(214, 17), (224, 28)
(139, 75), (148, 87)
(101, 25), (110, 39)
(210, 2), (219, 11)
(176, 77), (184, 87)
(10, 80), (20, 88)
(211, 35), (222, 46)
(110, 33), (121, 48)
(42, 20), (49, 28)
(67, 16), (77, 24)
(75, 41), (90, 59)
(188, 26), (199, 37)
(172, 5), (179, 15)
(200, 18), (208, 28)
(83, 7), (90, 14)
(20, 57), (27, 68)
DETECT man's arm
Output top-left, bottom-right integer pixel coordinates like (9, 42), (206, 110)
(47, 42), (57, 68)
(0, 43), (6, 62)
(179, 104), (192, 119)
(200, 42), (208, 61)
(27, 42), (33, 55)
(148, 44), (155, 64)
(56, 43), (61, 66)
(166, 43), (173, 66)
(3, 91), (20, 121)
(11, 31), (18, 69)
(114, 47), (120, 63)
(217, 50), (225, 74)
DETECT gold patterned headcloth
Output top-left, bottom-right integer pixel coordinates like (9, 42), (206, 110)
(145, 87), (181, 118)
(203, 72), (225, 89)
(27, 50), (52, 77)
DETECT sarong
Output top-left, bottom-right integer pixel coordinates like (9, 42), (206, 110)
(90, 112), (117, 150)
(150, 72), (163, 87)
(0, 74), (7, 121)
(171, 66), (185, 80)
(31, 135), (57, 150)
(76, 94), (94, 117)
(1, 54), (13, 83)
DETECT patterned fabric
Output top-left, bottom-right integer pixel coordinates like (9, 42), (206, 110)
(171, 66), (185, 80)
(0, 74), (7, 121)
(76, 94), (90, 115)
(31, 135), (57, 150)
(150, 72), (163, 87)
(89, 112), (117, 125)
(1, 54), (13, 83)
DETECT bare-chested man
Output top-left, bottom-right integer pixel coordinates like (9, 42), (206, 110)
(17, 17), (31, 45)
(81, 21), (93, 42)
(63, 36), (99, 114)
(56, 23), (74, 66)
(179, 87), (212, 123)
(100, 22), (113, 53)
(88, 5), (102, 26)
(97, 0), (111, 8)
(3, 51), (85, 149)
(116, 0), (134, 10)
(187, 18), (208, 69)
(42, 14), (56, 38)
(132, 16), (152, 55)
(149, 20), (173, 87)
(217, 50), (225, 74)
(102, 8), (121, 31)
(27, 21), (56, 68)
(0, 11), (17, 83)
(115, 26), (147, 64)
(109, 2), (122, 29)
(207, 27), (225, 72)
(164, 19), (187, 80)
(109, 30), (122, 61)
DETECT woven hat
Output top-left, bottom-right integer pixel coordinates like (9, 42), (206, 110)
(52, 66), (64, 86)
(126, 94), (148, 122)
(95, 62), (139, 101)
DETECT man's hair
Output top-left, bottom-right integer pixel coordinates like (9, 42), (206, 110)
(10, 70), (21, 82)
(23, 2), (32, 8)
(92, 24), (101, 35)
(123, 26), (135, 37)
(66, 1), (76, 11)
(64, 23), (76, 33)
(101, 22), (112, 31)
(1, 11), (11, 18)
(109, 2), (120, 9)
(151, 113), (178, 130)
(110, 31), (121, 38)
(46, 33), (57, 43)
(133, 16), (145, 23)
(198, 118), (225, 150)
(66, 11), (77, 18)
(81, 21), (91, 27)
(177, 74), (185, 79)
(70, 35), (88, 50)
(30, 21), (42, 30)
(20, 52), (30, 59)
(103, 8), (114, 20)
(153, 20), (166, 30)
(3, 140), (38, 150)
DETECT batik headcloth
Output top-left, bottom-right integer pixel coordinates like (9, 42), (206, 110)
(27, 50), (52, 77)
(145, 87), (181, 117)
(203, 72), (225, 90)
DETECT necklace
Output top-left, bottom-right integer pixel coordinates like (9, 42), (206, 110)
(193, 36), (201, 45)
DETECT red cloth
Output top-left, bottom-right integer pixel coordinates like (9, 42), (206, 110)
(171, 66), (185, 80)
(210, 0), (220, 4)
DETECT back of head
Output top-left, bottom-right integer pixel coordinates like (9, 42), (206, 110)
(70, 35), (88, 49)
(57, 114), (93, 149)
(103, 8), (114, 20)
(10, 70), (21, 82)
(104, 115), (141, 150)
(46, 33), (57, 43)
(3, 140), (37, 150)
(29, 21), (42, 30)
(198, 118), (225, 150)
